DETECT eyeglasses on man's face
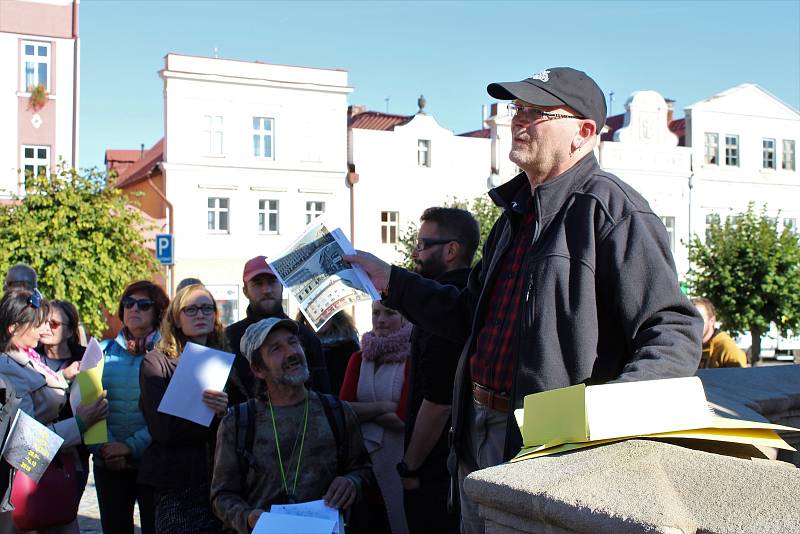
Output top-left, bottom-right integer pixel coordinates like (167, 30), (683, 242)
(414, 237), (460, 252)
(122, 297), (154, 312)
(181, 304), (216, 317)
(507, 103), (585, 122)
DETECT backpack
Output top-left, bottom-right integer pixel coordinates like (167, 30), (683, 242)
(233, 393), (349, 481)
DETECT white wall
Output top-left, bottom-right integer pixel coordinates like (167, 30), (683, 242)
(686, 84), (800, 235)
(162, 54), (352, 324)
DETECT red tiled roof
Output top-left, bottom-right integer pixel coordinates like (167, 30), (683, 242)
(114, 138), (164, 188)
(459, 128), (491, 138)
(105, 149), (142, 165)
(349, 111), (412, 131)
(600, 114), (686, 146)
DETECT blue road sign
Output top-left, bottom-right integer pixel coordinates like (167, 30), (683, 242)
(156, 234), (174, 265)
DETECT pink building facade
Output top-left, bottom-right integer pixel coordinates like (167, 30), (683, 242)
(0, 0), (79, 199)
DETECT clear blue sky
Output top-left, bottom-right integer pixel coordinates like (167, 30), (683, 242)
(79, 0), (800, 171)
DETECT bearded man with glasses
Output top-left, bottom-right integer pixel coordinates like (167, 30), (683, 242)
(347, 67), (702, 533)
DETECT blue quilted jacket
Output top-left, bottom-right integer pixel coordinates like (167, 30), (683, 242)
(91, 331), (155, 464)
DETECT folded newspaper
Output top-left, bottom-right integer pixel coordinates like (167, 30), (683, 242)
(512, 376), (799, 462)
(268, 221), (380, 331)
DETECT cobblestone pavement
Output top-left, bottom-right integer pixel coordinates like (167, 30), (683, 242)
(78, 465), (141, 534)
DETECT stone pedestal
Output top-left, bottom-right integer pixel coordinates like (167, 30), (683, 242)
(465, 365), (800, 533)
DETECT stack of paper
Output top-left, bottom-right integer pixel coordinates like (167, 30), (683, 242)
(70, 338), (107, 445)
(512, 376), (798, 463)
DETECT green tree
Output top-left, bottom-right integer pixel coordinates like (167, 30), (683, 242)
(0, 163), (159, 335)
(687, 203), (800, 361)
(395, 196), (502, 270)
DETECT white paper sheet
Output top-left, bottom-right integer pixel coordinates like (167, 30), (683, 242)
(69, 337), (105, 414)
(252, 512), (336, 534)
(267, 500), (342, 534)
(156, 342), (235, 426)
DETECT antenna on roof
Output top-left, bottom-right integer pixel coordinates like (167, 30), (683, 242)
(609, 91), (615, 116)
(140, 143), (144, 158)
(213, 46), (219, 59)
(385, 96), (390, 113)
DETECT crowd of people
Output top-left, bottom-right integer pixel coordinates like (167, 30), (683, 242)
(0, 66), (719, 534)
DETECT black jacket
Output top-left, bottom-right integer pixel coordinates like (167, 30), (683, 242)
(225, 306), (331, 405)
(385, 153), (702, 462)
(404, 267), (470, 479)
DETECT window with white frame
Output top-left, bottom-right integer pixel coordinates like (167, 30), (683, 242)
(22, 41), (50, 92)
(305, 201), (325, 225)
(724, 135), (739, 167)
(202, 115), (224, 155)
(22, 145), (49, 178)
(783, 140), (796, 171)
(660, 216), (676, 252)
(258, 199), (279, 233)
(417, 139), (431, 167)
(207, 197), (230, 232)
(704, 133), (718, 165)
(763, 138), (776, 169)
(381, 211), (399, 244)
(253, 117), (274, 159)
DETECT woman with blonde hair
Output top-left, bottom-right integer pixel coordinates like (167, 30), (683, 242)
(138, 284), (230, 533)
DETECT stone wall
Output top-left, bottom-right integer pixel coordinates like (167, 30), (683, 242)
(465, 365), (800, 533)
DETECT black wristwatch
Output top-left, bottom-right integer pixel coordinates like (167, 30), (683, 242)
(396, 461), (418, 478)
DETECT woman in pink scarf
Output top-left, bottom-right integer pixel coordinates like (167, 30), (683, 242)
(340, 301), (412, 534)
(0, 289), (108, 534)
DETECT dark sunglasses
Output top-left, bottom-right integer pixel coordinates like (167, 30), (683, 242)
(414, 237), (460, 252)
(27, 289), (42, 309)
(49, 319), (69, 330)
(122, 297), (155, 312)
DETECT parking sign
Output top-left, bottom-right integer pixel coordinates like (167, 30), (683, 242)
(156, 234), (174, 265)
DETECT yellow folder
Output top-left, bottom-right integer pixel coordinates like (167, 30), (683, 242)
(76, 364), (108, 445)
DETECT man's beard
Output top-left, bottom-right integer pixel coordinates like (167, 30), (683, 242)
(274, 360), (310, 386)
(252, 297), (283, 317)
(414, 255), (446, 280)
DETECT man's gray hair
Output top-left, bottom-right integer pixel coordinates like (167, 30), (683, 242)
(240, 317), (299, 365)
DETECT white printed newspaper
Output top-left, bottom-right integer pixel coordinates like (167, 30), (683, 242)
(268, 221), (380, 331)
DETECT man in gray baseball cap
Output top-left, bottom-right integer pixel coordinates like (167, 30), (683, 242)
(211, 317), (372, 533)
(346, 66), (701, 534)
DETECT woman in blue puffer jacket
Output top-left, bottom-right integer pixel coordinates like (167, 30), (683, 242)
(93, 280), (169, 534)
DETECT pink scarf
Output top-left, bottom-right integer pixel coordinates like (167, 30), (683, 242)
(22, 346), (63, 383)
(360, 322), (412, 364)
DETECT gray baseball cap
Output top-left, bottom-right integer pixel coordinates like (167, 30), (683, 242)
(240, 317), (299, 364)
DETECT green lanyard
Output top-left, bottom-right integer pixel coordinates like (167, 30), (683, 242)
(267, 391), (310, 500)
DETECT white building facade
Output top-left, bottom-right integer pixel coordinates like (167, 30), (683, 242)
(160, 53), (353, 324)
(685, 84), (800, 239)
(0, 0), (79, 199)
(346, 102), (516, 329)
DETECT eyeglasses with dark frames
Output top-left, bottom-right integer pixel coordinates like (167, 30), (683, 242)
(414, 237), (460, 252)
(181, 304), (216, 317)
(507, 103), (585, 122)
(122, 297), (155, 312)
(27, 289), (42, 309)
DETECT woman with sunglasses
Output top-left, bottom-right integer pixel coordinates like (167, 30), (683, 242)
(37, 300), (90, 502)
(93, 281), (169, 534)
(138, 283), (229, 533)
(0, 289), (108, 534)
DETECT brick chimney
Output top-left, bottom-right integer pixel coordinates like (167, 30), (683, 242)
(665, 99), (675, 124)
(348, 105), (366, 120)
